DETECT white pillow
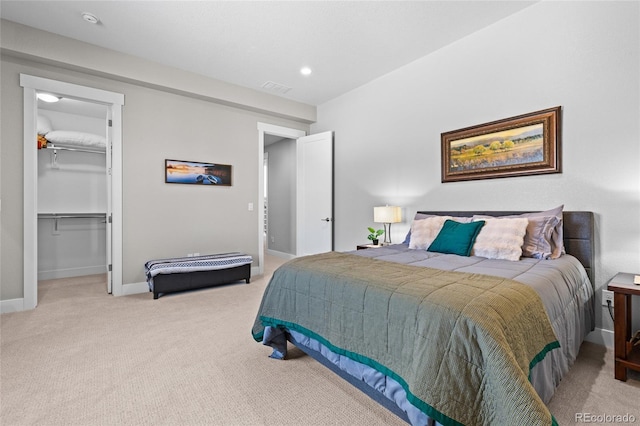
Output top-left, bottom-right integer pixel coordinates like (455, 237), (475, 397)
(473, 205), (564, 259)
(45, 130), (106, 150)
(408, 216), (453, 250)
(471, 217), (529, 261)
(37, 114), (53, 135)
(403, 213), (472, 244)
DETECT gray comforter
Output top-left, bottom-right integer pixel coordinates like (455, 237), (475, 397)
(351, 244), (595, 403)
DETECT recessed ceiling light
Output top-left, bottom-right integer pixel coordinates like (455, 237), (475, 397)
(82, 12), (100, 24)
(300, 67), (312, 76)
(37, 93), (61, 103)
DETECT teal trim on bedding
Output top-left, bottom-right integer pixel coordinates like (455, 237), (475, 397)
(529, 340), (562, 380)
(258, 316), (559, 426)
(260, 315), (462, 426)
(252, 330), (264, 342)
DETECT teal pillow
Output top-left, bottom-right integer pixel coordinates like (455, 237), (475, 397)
(427, 219), (486, 256)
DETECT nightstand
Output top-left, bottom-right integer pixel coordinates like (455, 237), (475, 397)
(607, 272), (640, 381)
(357, 244), (383, 250)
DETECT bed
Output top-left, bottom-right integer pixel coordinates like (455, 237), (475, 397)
(252, 208), (595, 426)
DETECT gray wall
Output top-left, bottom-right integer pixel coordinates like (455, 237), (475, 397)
(1, 48), (310, 300)
(312, 1), (640, 336)
(265, 138), (296, 255)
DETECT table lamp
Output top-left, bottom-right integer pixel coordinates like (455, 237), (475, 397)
(374, 205), (402, 244)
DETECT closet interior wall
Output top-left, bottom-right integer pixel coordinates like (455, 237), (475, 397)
(37, 99), (108, 280)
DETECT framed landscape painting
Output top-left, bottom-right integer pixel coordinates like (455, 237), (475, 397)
(165, 159), (232, 186)
(441, 106), (561, 183)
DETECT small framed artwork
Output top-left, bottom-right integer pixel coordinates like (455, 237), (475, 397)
(441, 106), (561, 183)
(165, 159), (232, 186)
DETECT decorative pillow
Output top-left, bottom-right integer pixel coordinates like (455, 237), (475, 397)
(408, 216), (452, 249)
(427, 220), (485, 256)
(37, 114), (53, 135)
(473, 205), (564, 259)
(518, 205), (565, 259)
(404, 213), (472, 245)
(471, 218), (529, 261)
(520, 215), (559, 259)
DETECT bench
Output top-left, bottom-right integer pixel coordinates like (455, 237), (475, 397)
(144, 252), (252, 299)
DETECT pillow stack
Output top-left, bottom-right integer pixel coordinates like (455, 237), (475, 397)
(406, 206), (565, 261)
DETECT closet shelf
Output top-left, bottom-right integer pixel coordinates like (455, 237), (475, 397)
(45, 144), (106, 155)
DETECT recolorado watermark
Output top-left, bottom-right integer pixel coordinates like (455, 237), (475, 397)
(575, 413), (637, 423)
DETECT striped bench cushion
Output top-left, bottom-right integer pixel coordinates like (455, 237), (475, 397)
(145, 252), (252, 290)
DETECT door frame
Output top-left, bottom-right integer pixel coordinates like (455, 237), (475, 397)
(257, 123), (305, 273)
(20, 74), (125, 309)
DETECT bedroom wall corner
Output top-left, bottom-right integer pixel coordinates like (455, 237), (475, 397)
(311, 1), (640, 334)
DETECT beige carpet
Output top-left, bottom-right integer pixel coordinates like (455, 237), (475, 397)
(1, 255), (639, 426)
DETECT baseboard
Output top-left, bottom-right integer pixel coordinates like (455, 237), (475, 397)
(0, 298), (25, 314)
(38, 265), (107, 281)
(266, 249), (296, 260)
(585, 327), (614, 348)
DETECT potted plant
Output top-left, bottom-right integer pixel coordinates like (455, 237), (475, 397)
(367, 227), (385, 246)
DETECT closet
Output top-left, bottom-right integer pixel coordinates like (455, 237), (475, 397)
(36, 97), (108, 282)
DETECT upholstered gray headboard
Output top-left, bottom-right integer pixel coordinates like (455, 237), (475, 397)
(416, 211), (595, 286)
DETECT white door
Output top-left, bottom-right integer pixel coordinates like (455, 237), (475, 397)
(296, 131), (333, 256)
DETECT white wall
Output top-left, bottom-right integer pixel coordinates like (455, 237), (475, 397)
(312, 1), (640, 335)
(39, 108), (106, 136)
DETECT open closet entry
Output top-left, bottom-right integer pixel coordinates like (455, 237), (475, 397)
(21, 75), (124, 310)
(37, 98), (108, 281)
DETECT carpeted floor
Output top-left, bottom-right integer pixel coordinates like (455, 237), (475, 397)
(1, 254), (638, 425)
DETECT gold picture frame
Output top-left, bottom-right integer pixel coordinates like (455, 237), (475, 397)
(441, 106), (561, 183)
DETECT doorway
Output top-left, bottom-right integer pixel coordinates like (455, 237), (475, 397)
(257, 123), (334, 274)
(263, 135), (297, 259)
(257, 124), (305, 274)
(21, 74), (124, 310)
(37, 97), (108, 283)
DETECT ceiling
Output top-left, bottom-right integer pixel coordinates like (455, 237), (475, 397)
(1, 1), (537, 106)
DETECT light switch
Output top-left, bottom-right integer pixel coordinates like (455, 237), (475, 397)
(248, 202), (254, 211)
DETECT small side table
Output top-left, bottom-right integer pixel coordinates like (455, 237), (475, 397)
(607, 272), (640, 381)
(357, 244), (383, 250)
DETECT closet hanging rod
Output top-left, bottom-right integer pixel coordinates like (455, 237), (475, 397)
(38, 213), (107, 219)
(45, 144), (106, 155)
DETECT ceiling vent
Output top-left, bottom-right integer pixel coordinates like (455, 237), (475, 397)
(261, 81), (292, 94)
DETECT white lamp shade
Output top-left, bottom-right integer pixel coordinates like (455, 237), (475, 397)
(374, 206), (402, 224)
